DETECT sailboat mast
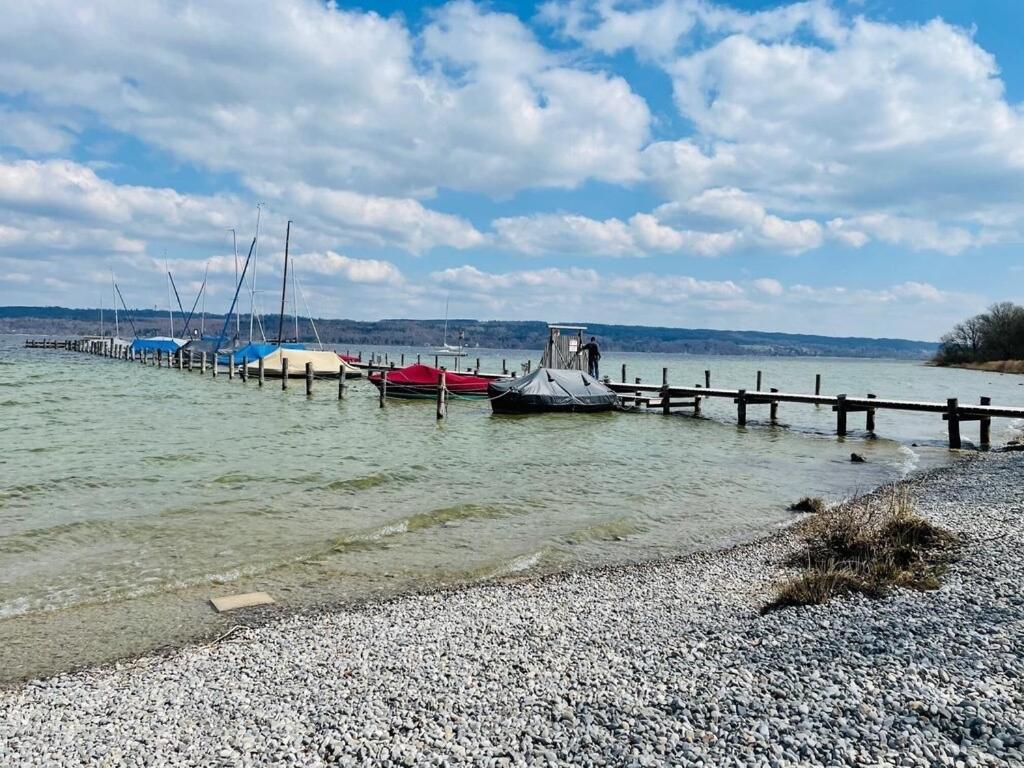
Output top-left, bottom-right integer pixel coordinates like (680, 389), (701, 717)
(111, 271), (119, 339)
(200, 262), (208, 337)
(230, 228), (239, 339)
(292, 253), (299, 342)
(276, 220), (291, 345)
(442, 296), (449, 347)
(249, 204), (262, 342)
(165, 261), (174, 337)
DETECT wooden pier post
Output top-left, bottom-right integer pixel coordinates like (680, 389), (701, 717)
(400, 354), (405, 366)
(241, 357), (248, 383)
(380, 370), (387, 407)
(621, 363), (626, 383)
(736, 389), (747, 426)
(417, 354), (421, 365)
(200, 351), (207, 375)
(756, 370), (762, 392)
(436, 368), (446, 420)
(815, 374), (822, 396)
(634, 377), (642, 409)
(693, 384), (702, 416)
(187, 351), (194, 372)
(338, 365), (347, 399)
(177, 350), (184, 370)
(157, 349), (163, 368)
(947, 398), (961, 449)
(305, 362), (313, 396)
(705, 370), (711, 389)
(866, 394), (876, 433)
(476, 357), (481, 372)
(228, 354), (235, 380)
(258, 356), (265, 387)
(434, 355), (439, 368)
(836, 394), (848, 437)
(212, 353), (218, 378)
(662, 368), (670, 415)
(502, 359), (507, 375)
(282, 358), (289, 390)
(980, 396), (991, 448)
(769, 388), (779, 422)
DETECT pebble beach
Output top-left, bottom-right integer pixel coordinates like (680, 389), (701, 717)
(2, 451), (1021, 767)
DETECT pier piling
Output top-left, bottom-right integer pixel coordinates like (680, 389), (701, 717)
(436, 368), (446, 420)
(836, 394), (848, 437)
(258, 357), (265, 387)
(705, 370), (711, 388)
(228, 354), (234, 380)
(866, 394), (876, 432)
(241, 357), (248, 383)
(756, 370), (762, 392)
(305, 362), (313, 396)
(980, 396), (991, 447)
(770, 388), (779, 422)
(947, 398), (961, 449)
(338, 365), (347, 399)
(737, 389), (747, 426)
(282, 358), (289, 390)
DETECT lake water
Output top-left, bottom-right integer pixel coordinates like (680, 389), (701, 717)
(2, 334), (1023, 683)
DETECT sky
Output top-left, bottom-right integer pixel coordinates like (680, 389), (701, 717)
(1, 0), (1022, 340)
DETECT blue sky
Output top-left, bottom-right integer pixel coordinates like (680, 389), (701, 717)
(0, 0), (1022, 340)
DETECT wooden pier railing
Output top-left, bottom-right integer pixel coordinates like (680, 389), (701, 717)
(606, 370), (1024, 449)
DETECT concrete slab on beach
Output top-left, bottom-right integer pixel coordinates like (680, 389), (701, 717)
(209, 592), (275, 613)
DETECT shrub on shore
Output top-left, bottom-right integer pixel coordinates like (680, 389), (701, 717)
(788, 496), (826, 513)
(764, 487), (958, 612)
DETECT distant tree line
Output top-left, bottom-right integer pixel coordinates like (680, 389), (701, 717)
(935, 302), (1024, 363)
(0, 306), (939, 359)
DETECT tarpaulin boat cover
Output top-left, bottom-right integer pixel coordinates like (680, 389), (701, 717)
(217, 342), (303, 365)
(488, 367), (617, 413)
(130, 337), (189, 354)
(243, 348), (361, 377)
(369, 364), (489, 395)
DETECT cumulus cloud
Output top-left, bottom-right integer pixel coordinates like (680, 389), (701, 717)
(294, 251), (403, 285)
(0, 0), (649, 198)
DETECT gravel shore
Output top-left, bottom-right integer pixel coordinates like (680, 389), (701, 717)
(2, 452), (1021, 767)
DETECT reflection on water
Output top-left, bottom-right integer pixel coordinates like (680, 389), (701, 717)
(1, 335), (1023, 682)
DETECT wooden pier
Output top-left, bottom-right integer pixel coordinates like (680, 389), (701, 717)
(24, 338), (1024, 447)
(605, 368), (1024, 449)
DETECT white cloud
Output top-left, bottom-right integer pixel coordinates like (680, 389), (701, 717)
(545, 2), (1024, 252)
(294, 251), (403, 285)
(0, 0), (649, 198)
(827, 214), (984, 255)
(542, 0), (845, 59)
(752, 277), (783, 296)
(429, 264), (971, 337)
(0, 108), (76, 154)
(492, 211), (743, 257)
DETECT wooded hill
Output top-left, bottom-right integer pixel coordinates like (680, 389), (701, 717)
(0, 306), (937, 359)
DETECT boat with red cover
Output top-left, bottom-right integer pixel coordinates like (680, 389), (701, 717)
(368, 363), (490, 399)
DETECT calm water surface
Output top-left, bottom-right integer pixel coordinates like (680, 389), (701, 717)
(2, 335), (1023, 683)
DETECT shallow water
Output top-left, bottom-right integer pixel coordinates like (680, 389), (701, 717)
(1, 335), (1023, 683)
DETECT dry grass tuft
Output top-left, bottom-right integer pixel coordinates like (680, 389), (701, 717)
(764, 487), (958, 613)
(788, 496), (826, 514)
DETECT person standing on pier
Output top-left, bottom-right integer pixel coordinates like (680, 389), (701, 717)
(581, 336), (601, 379)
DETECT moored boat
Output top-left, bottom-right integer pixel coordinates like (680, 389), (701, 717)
(369, 363), (489, 399)
(243, 347), (362, 378)
(488, 367), (617, 414)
